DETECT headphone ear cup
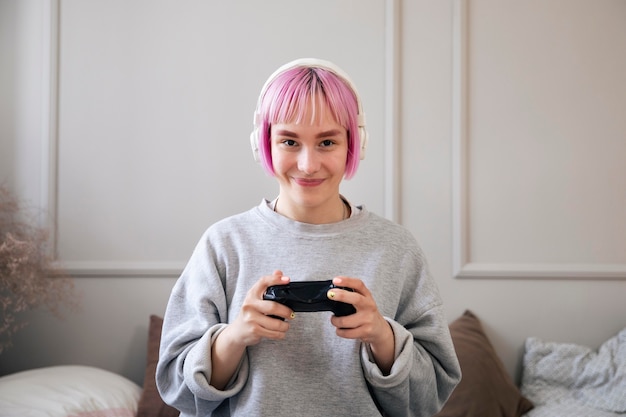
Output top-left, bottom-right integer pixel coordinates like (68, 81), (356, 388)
(359, 127), (368, 160)
(250, 129), (260, 162)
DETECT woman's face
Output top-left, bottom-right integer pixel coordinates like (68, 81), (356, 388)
(270, 103), (349, 223)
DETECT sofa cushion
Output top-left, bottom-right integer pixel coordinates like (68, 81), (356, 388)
(435, 310), (534, 417)
(136, 315), (180, 417)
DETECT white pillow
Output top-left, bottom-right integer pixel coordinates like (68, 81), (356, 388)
(521, 327), (626, 415)
(0, 365), (142, 417)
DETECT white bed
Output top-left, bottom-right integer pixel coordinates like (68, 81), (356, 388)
(521, 327), (626, 417)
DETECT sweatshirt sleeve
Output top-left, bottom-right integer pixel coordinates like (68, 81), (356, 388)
(360, 242), (461, 417)
(155, 232), (248, 415)
(361, 308), (461, 417)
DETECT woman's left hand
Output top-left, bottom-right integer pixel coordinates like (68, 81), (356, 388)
(328, 276), (395, 375)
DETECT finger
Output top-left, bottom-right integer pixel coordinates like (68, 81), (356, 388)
(264, 304), (295, 321)
(334, 326), (362, 340)
(268, 270), (290, 286)
(239, 272), (290, 323)
(260, 313), (291, 332)
(332, 276), (369, 296)
(327, 285), (359, 306)
(330, 313), (357, 330)
(258, 271), (294, 320)
(252, 270), (290, 299)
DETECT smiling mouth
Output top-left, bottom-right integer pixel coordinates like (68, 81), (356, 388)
(294, 178), (324, 187)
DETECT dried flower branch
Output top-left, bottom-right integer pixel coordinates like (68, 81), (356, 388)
(0, 185), (79, 353)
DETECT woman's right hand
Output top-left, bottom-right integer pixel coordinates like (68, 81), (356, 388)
(210, 270), (293, 389)
(228, 270), (294, 347)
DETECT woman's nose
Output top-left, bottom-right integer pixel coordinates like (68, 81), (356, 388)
(297, 148), (321, 174)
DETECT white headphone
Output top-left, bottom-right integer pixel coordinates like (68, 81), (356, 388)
(250, 58), (368, 163)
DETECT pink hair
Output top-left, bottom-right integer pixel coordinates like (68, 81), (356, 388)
(256, 66), (361, 179)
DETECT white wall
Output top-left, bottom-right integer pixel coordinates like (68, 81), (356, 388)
(1, 0), (625, 385)
(0, 0), (47, 208)
(401, 0), (626, 379)
(55, 0), (388, 271)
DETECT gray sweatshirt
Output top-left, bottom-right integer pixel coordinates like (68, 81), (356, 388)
(156, 199), (460, 417)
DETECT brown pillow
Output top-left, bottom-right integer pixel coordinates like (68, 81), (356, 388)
(136, 315), (180, 417)
(435, 310), (534, 417)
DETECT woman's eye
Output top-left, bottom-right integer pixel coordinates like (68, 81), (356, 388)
(321, 139), (334, 147)
(282, 139), (297, 147)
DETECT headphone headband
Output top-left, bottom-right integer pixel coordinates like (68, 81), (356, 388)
(250, 58), (368, 162)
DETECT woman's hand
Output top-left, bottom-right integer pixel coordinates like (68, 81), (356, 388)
(210, 270), (294, 389)
(328, 276), (395, 375)
(228, 270), (295, 346)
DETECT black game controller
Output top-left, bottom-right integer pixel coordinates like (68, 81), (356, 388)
(263, 280), (356, 317)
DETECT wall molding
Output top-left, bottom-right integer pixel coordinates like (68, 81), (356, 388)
(456, 263), (626, 281)
(452, 0), (469, 279)
(55, 261), (186, 278)
(46, 0), (401, 278)
(384, 0), (401, 223)
(42, 0), (59, 257)
(451, 0), (626, 280)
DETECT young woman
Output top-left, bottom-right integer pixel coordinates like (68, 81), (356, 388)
(156, 58), (461, 417)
